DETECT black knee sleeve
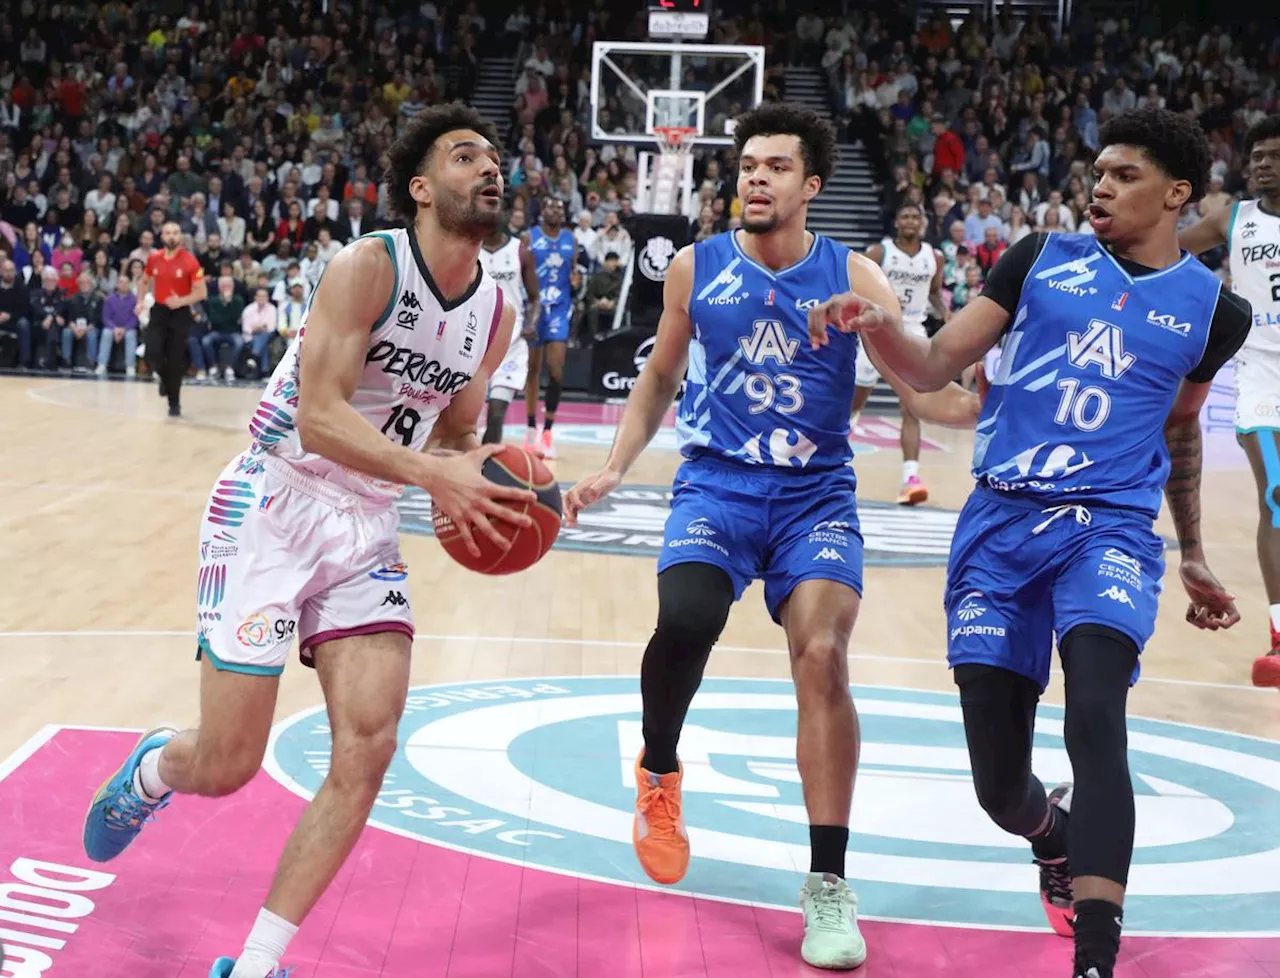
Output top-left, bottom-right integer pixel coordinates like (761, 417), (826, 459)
(545, 376), (562, 414)
(1060, 624), (1138, 886)
(640, 563), (735, 773)
(955, 664), (1052, 837)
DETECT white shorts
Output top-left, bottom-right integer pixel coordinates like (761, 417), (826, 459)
(855, 321), (929, 388)
(196, 452), (414, 675)
(1235, 352), (1280, 432)
(488, 332), (529, 399)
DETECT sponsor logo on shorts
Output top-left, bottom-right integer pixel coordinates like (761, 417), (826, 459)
(685, 518), (714, 536)
(382, 590), (409, 607)
(398, 485), (961, 566)
(1098, 585), (1136, 608)
(369, 562), (409, 582)
(813, 548), (845, 562)
(955, 591), (987, 621)
(201, 531), (238, 561)
(950, 592), (1006, 640)
(236, 612), (297, 649)
(1099, 548), (1144, 591)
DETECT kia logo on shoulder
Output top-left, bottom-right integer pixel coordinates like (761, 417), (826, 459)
(795, 298), (821, 310)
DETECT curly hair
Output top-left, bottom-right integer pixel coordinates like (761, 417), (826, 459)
(383, 102), (502, 221)
(1097, 108), (1212, 202)
(732, 101), (838, 190)
(1244, 115), (1280, 159)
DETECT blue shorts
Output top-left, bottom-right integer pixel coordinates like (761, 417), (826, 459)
(535, 306), (571, 345)
(657, 458), (864, 623)
(945, 488), (1166, 691)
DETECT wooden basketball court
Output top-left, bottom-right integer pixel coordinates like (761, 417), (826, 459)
(1, 372), (1276, 978)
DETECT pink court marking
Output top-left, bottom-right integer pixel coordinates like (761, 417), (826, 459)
(1, 727), (1276, 977)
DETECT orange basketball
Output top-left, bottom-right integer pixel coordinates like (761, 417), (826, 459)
(431, 445), (562, 575)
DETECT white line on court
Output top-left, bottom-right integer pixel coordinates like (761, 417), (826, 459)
(0, 628), (1268, 694)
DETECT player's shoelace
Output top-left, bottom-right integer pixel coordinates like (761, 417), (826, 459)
(103, 791), (168, 831)
(636, 782), (681, 837)
(1035, 855), (1073, 907)
(809, 884), (852, 932)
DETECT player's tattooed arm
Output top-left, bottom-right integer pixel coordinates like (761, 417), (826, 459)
(1164, 380), (1241, 630)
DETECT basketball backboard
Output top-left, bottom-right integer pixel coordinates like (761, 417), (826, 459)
(589, 40), (765, 147)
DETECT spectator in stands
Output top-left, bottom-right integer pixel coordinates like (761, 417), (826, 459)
(63, 272), (103, 372)
(240, 285), (278, 379)
(203, 275), (246, 382)
(97, 274), (140, 377)
(0, 259), (32, 369)
(581, 250), (623, 345)
(277, 279), (307, 345)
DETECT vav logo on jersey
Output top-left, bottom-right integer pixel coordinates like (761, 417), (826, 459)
(400, 483), (965, 566)
(267, 676), (1280, 935)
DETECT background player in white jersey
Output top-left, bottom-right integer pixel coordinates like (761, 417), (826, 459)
(563, 103), (980, 971)
(480, 218), (540, 445)
(1180, 116), (1280, 687)
(851, 201), (948, 504)
(81, 103), (535, 978)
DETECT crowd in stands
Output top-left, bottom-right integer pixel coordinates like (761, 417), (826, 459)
(822, 8), (1279, 307)
(0, 1), (1275, 375)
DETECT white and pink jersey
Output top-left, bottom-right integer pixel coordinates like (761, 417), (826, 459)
(245, 228), (505, 501)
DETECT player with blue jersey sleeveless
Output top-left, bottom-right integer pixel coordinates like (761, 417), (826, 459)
(522, 197), (577, 458)
(809, 109), (1250, 978)
(564, 103), (979, 971)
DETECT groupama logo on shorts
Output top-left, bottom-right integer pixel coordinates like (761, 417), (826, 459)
(398, 484), (964, 566)
(266, 676), (1280, 936)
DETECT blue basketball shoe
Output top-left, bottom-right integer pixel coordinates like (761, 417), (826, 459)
(209, 956), (291, 977)
(82, 726), (177, 862)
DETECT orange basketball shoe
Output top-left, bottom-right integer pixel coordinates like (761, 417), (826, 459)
(633, 754), (689, 885)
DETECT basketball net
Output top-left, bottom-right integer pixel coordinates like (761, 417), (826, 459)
(650, 126), (696, 216)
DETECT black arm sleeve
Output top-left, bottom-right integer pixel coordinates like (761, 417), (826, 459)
(1186, 287), (1252, 383)
(979, 232), (1050, 315)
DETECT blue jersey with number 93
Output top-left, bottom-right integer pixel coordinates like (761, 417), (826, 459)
(678, 231), (860, 471)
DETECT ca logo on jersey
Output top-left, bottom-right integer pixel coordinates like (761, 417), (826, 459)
(1067, 319), (1136, 379)
(739, 319), (799, 366)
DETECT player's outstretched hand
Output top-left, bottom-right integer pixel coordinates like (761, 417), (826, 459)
(1179, 558), (1241, 631)
(807, 291), (891, 349)
(563, 468), (622, 527)
(422, 444), (536, 557)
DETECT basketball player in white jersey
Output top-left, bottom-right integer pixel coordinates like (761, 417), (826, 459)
(82, 104), (535, 978)
(480, 219), (541, 444)
(1181, 116), (1280, 686)
(851, 201), (948, 504)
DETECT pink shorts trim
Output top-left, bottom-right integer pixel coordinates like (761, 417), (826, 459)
(300, 621), (415, 664)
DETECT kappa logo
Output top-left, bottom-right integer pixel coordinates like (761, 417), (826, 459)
(267, 675), (1280, 934)
(1098, 585), (1137, 608)
(814, 548), (844, 562)
(1241, 221), (1258, 240)
(698, 257), (748, 305)
(382, 590), (409, 607)
(1147, 309), (1192, 336)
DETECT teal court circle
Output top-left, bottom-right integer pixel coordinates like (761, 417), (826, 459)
(266, 676), (1280, 936)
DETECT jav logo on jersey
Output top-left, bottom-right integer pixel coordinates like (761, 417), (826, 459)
(739, 319), (799, 366)
(1066, 319), (1136, 380)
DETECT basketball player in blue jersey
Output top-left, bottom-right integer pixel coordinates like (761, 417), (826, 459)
(523, 196), (577, 458)
(1179, 116), (1280, 686)
(808, 108), (1251, 978)
(564, 103), (981, 971)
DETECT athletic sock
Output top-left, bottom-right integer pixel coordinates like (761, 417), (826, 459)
(1073, 899), (1122, 976)
(543, 417), (554, 432)
(1269, 604), (1280, 633)
(229, 907), (298, 978)
(808, 825), (849, 878)
(1028, 803), (1068, 861)
(134, 747), (172, 802)
(527, 414), (536, 430)
(903, 460), (919, 481)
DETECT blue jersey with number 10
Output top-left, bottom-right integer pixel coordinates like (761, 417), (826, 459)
(678, 231), (860, 472)
(975, 233), (1221, 517)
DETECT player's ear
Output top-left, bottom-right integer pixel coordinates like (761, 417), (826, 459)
(1166, 178), (1193, 212)
(409, 174), (432, 208)
(803, 174), (822, 202)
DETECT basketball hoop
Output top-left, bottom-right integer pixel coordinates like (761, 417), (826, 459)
(649, 126), (698, 215)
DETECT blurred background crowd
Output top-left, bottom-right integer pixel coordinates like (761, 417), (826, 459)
(0, 0), (1275, 377)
